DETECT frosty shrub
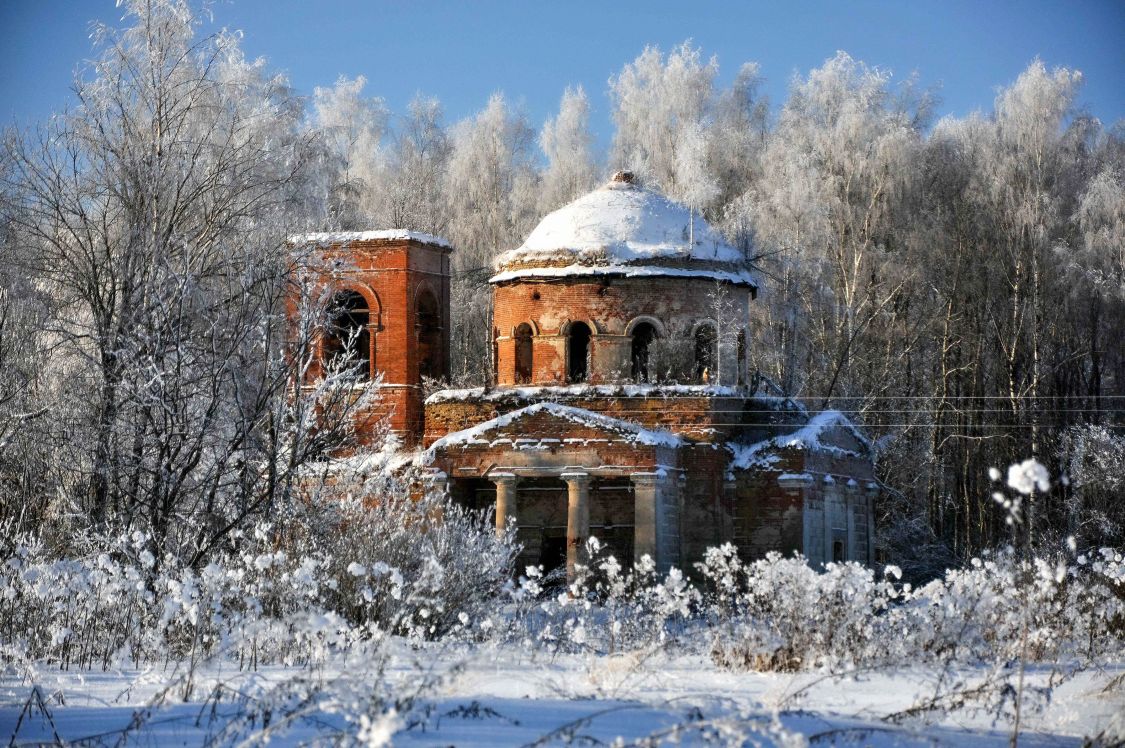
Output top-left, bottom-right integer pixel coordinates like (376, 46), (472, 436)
(703, 545), (1125, 672)
(503, 538), (700, 654)
(701, 546), (899, 671)
(1, 526), (335, 670)
(489, 531), (1124, 673)
(0, 485), (519, 670)
(906, 547), (1125, 665)
(310, 488), (519, 639)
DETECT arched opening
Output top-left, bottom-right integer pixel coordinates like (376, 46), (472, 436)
(416, 288), (442, 380)
(694, 323), (717, 383)
(736, 329), (747, 385)
(630, 321), (658, 382)
(514, 323), (534, 384)
(324, 290), (371, 379)
(567, 322), (592, 383)
(492, 328), (500, 385)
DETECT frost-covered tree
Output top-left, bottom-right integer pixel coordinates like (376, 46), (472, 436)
(709, 63), (769, 220)
(539, 86), (598, 213)
(609, 42), (720, 211)
(311, 75), (388, 228)
(374, 95), (452, 235)
(445, 94), (539, 385)
(446, 93), (539, 271)
(750, 52), (924, 404)
(0, 0), (349, 561)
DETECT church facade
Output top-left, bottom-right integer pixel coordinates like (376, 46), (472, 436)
(293, 172), (879, 581)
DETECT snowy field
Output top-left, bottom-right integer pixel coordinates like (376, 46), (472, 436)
(3, 645), (1121, 746)
(3, 506), (1122, 745)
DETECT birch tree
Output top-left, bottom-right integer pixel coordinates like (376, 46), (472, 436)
(311, 75), (388, 228)
(539, 86), (598, 213)
(609, 42), (719, 207)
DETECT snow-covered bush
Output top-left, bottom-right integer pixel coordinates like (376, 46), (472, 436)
(311, 489), (519, 639)
(905, 546), (1125, 666)
(503, 539), (700, 654)
(0, 485), (518, 669)
(703, 544), (1125, 672)
(702, 547), (900, 671)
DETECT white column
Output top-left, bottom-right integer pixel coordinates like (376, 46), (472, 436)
(491, 472), (518, 537)
(824, 492), (835, 565)
(631, 472), (659, 567)
(866, 482), (879, 566)
(562, 472), (592, 583)
(846, 481), (859, 562)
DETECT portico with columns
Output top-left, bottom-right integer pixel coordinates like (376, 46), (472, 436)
(424, 402), (686, 579)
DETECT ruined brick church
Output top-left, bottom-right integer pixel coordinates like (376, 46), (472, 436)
(292, 172), (879, 580)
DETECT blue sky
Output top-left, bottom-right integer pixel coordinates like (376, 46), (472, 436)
(2, 0), (1122, 151)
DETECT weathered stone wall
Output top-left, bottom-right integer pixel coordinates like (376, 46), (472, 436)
(729, 448), (878, 565)
(424, 391), (750, 446)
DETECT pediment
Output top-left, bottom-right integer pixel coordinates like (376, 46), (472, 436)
(428, 402), (681, 453)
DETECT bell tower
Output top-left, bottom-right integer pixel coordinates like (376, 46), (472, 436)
(291, 230), (452, 447)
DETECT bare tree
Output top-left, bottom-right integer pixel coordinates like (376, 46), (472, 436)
(0, 0), (374, 563)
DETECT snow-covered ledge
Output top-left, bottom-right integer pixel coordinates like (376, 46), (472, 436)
(777, 472), (815, 490)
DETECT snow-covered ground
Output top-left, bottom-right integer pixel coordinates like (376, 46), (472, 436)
(3, 645), (1120, 746)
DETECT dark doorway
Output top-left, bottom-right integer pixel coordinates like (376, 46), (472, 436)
(416, 289), (443, 380)
(568, 321), (592, 382)
(515, 323), (534, 383)
(630, 322), (657, 382)
(325, 290), (371, 379)
(694, 323), (717, 382)
(539, 534), (567, 576)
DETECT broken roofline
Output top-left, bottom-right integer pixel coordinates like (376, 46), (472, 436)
(425, 383), (768, 404)
(425, 401), (684, 453)
(488, 263), (758, 289)
(727, 409), (873, 470)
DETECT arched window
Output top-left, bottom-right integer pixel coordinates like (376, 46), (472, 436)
(694, 323), (717, 383)
(630, 322), (658, 382)
(325, 290), (371, 379)
(416, 288), (442, 380)
(736, 329), (747, 385)
(514, 323), (534, 384)
(492, 328), (500, 385)
(567, 322), (592, 383)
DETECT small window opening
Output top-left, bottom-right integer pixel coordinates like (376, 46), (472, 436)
(567, 322), (592, 383)
(515, 323), (534, 384)
(736, 330), (747, 385)
(492, 328), (500, 384)
(630, 322), (658, 382)
(694, 323), (717, 383)
(416, 289), (442, 380)
(324, 290), (371, 379)
(832, 540), (845, 563)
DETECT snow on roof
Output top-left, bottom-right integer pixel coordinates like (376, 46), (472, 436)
(727, 410), (871, 470)
(489, 263), (757, 288)
(288, 230), (452, 249)
(494, 177), (744, 269)
(427, 402), (682, 452)
(426, 383), (745, 405)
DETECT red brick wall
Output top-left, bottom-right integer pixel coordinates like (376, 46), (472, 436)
(423, 392), (749, 447)
(294, 238), (451, 446)
(492, 276), (752, 385)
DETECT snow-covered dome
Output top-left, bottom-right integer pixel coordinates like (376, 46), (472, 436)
(494, 172), (746, 271)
